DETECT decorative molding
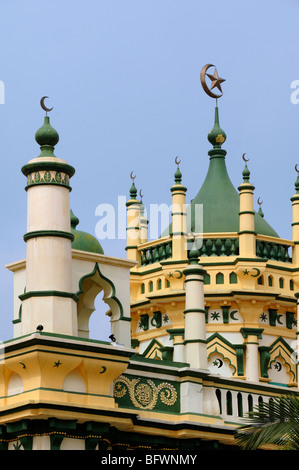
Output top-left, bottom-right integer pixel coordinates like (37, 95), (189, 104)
(113, 375), (178, 410)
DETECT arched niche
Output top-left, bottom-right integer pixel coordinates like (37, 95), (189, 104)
(7, 372), (23, 396)
(75, 262), (131, 347)
(63, 366), (86, 394)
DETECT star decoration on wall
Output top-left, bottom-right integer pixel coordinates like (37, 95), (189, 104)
(211, 311), (220, 321)
(53, 360), (62, 368)
(163, 314), (170, 323)
(243, 269), (250, 275)
(260, 313), (268, 322)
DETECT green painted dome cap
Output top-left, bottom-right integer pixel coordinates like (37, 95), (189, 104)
(242, 164), (250, 183)
(208, 106), (226, 149)
(130, 181), (137, 199)
(174, 166), (182, 184)
(35, 116), (59, 157)
(70, 209), (104, 255)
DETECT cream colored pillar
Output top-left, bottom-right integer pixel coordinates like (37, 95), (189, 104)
(238, 163), (256, 257)
(20, 114), (77, 336)
(241, 328), (263, 382)
(167, 328), (185, 362)
(171, 162), (187, 260)
(139, 196), (148, 244)
(126, 178), (141, 264)
(183, 246), (207, 369)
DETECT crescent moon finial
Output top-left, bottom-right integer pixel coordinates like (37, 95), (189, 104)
(257, 197), (263, 206)
(175, 156), (181, 166)
(242, 153), (249, 163)
(139, 189), (143, 199)
(40, 96), (53, 114)
(295, 164), (299, 174)
(200, 64), (225, 99)
(130, 171), (136, 180)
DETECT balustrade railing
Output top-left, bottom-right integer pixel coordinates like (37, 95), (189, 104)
(140, 240), (172, 266)
(256, 239), (292, 263)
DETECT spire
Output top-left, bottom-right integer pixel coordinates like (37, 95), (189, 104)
(207, 105), (226, 149)
(129, 172), (138, 199)
(242, 163), (250, 183)
(174, 157), (182, 184)
(35, 115), (59, 158)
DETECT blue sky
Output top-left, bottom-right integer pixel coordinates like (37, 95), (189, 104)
(0, 0), (299, 341)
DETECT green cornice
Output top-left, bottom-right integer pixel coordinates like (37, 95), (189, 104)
(240, 327), (264, 339)
(21, 160), (75, 178)
(19, 290), (80, 302)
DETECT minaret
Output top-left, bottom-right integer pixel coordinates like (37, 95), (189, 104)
(20, 104), (77, 336)
(183, 243), (207, 369)
(291, 170), (299, 265)
(171, 159), (187, 260)
(126, 174), (141, 263)
(139, 191), (148, 244)
(238, 161), (256, 257)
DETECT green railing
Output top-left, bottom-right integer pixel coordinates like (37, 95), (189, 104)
(140, 241), (172, 266)
(256, 240), (292, 263)
(197, 237), (239, 257)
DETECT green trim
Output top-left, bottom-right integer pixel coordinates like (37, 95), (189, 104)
(184, 338), (207, 345)
(183, 308), (206, 314)
(21, 161), (75, 178)
(126, 226), (140, 231)
(160, 259), (188, 265)
(76, 263), (126, 319)
(125, 245), (138, 250)
(239, 211), (255, 216)
(25, 181), (72, 192)
(3, 332), (135, 358)
(19, 290), (79, 302)
(171, 231), (188, 236)
(240, 327), (264, 339)
(24, 230), (74, 242)
(166, 328), (185, 340)
(238, 230), (257, 235)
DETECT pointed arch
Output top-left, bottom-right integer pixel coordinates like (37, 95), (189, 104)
(76, 263), (130, 344)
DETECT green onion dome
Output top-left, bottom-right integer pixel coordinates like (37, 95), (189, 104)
(35, 116), (59, 157)
(70, 210), (104, 254)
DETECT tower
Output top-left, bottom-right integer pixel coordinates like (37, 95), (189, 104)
(20, 112), (77, 336)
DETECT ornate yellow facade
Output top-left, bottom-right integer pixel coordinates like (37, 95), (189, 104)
(0, 100), (298, 451)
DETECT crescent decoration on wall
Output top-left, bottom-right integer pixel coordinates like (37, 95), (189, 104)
(217, 359), (223, 368)
(99, 366), (107, 374)
(40, 96), (53, 113)
(277, 314), (283, 325)
(230, 310), (239, 321)
(175, 270), (183, 279)
(200, 64), (225, 99)
(251, 267), (261, 278)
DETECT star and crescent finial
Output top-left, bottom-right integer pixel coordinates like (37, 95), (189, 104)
(200, 64), (225, 99)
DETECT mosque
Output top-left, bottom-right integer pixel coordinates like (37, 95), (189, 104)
(0, 67), (298, 450)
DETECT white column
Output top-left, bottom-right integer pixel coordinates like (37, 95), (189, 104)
(183, 247), (207, 369)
